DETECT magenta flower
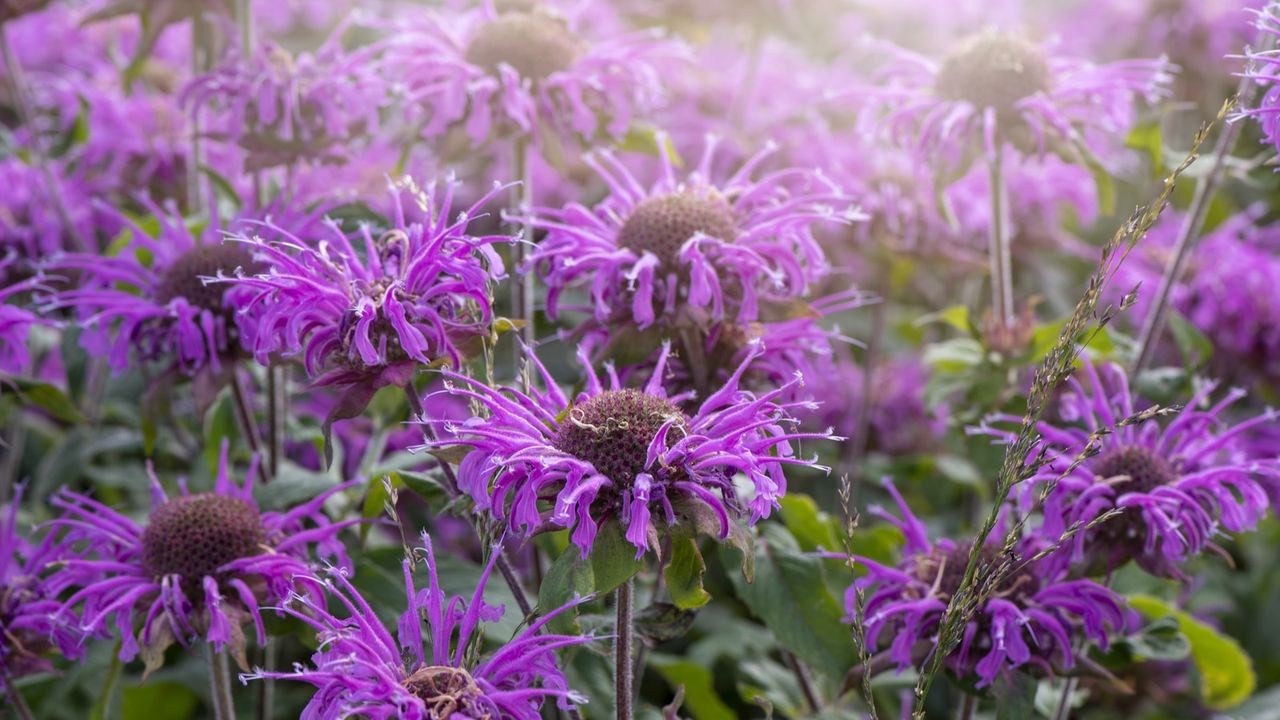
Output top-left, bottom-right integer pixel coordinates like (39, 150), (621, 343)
(43, 199), (305, 374)
(1, 256), (57, 376)
(527, 138), (860, 333)
(1, 485), (80, 683)
(48, 444), (359, 671)
(184, 38), (383, 170)
(1110, 209), (1280, 387)
(224, 178), (507, 390)
(800, 354), (948, 456)
(849, 480), (1130, 688)
(423, 341), (833, 558)
(971, 361), (1279, 578)
(864, 29), (1170, 170)
(375, 3), (678, 146)
(1232, 5), (1280, 153)
(242, 534), (591, 720)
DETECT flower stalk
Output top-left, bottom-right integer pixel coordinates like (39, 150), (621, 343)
(615, 577), (635, 720)
(987, 144), (1014, 329)
(208, 646), (236, 720)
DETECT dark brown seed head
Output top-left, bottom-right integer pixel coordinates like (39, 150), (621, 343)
(553, 389), (690, 486)
(141, 493), (266, 582)
(935, 30), (1051, 116)
(155, 244), (260, 315)
(617, 189), (738, 270)
(464, 12), (581, 82)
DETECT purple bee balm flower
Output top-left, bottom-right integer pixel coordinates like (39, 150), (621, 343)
(47, 443), (360, 673)
(43, 199), (288, 374)
(1238, 6), (1280, 164)
(971, 361), (1279, 579)
(1110, 208), (1280, 387)
(423, 341), (834, 558)
(223, 178), (507, 393)
(184, 37), (383, 170)
(527, 138), (861, 334)
(848, 479), (1130, 688)
(1, 256), (58, 376)
(0, 158), (99, 259)
(242, 534), (591, 720)
(1, 485), (81, 685)
(374, 3), (679, 146)
(800, 354), (947, 456)
(863, 29), (1170, 171)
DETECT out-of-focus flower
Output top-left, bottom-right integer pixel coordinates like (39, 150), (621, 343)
(184, 38), (383, 170)
(1, 485), (80, 683)
(527, 138), (858, 333)
(1111, 209), (1280, 387)
(0, 254), (57, 375)
(43, 200), (286, 374)
(243, 534), (591, 720)
(847, 479), (1130, 688)
(48, 443), (358, 672)
(972, 361), (1279, 578)
(0, 159), (98, 260)
(801, 354), (947, 456)
(424, 341), (832, 558)
(864, 29), (1170, 172)
(374, 3), (679, 147)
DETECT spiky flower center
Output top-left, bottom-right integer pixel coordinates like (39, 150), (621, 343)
(910, 543), (1040, 604)
(464, 13), (581, 82)
(156, 244), (259, 315)
(935, 30), (1051, 115)
(1093, 445), (1176, 495)
(617, 189), (738, 270)
(553, 389), (690, 486)
(403, 665), (486, 718)
(141, 494), (266, 582)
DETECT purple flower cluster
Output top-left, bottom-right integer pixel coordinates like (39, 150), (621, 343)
(243, 534), (590, 719)
(48, 444), (358, 670)
(850, 480), (1131, 687)
(425, 342), (832, 557)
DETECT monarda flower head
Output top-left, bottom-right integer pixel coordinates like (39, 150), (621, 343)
(43, 199), (312, 374)
(0, 255), (57, 375)
(423, 341), (833, 558)
(184, 37), (382, 170)
(47, 444), (359, 672)
(222, 178), (507, 438)
(971, 361), (1279, 579)
(847, 480), (1130, 689)
(865, 28), (1170, 172)
(526, 137), (860, 336)
(1231, 4), (1280, 156)
(1, 486), (80, 684)
(243, 534), (591, 720)
(374, 2), (677, 146)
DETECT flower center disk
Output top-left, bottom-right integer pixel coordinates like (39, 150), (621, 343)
(402, 665), (486, 718)
(156, 244), (260, 316)
(553, 389), (690, 486)
(1092, 445), (1175, 496)
(464, 12), (581, 82)
(617, 189), (738, 270)
(935, 30), (1050, 115)
(141, 493), (267, 581)
(910, 543), (1039, 604)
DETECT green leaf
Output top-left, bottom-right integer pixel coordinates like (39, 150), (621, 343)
(992, 670), (1036, 720)
(616, 123), (683, 166)
(48, 96), (91, 160)
(665, 537), (712, 609)
(202, 389), (237, 474)
(1125, 121), (1164, 176)
(635, 602), (700, 644)
(1122, 616), (1192, 661)
(3, 376), (86, 424)
(650, 656), (736, 720)
(922, 337), (985, 372)
(778, 494), (841, 553)
(914, 305), (974, 335)
(726, 524), (858, 676)
(1129, 594), (1256, 709)
(538, 521), (642, 633)
(121, 683), (199, 720)
(1166, 311), (1212, 369)
(361, 474), (401, 544)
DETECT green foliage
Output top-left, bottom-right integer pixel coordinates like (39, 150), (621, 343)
(1130, 594), (1257, 709)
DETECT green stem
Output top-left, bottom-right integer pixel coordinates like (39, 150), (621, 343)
(207, 646), (235, 720)
(230, 368), (268, 478)
(987, 144), (1013, 329)
(615, 578), (635, 720)
(2, 668), (35, 720)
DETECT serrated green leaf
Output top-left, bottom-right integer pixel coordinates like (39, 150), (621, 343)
(778, 494), (841, 553)
(3, 377), (86, 424)
(1123, 616), (1192, 661)
(650, 657), (735, 720)
(665, 537), (711, 609)
(1129, 594), (1256, 709)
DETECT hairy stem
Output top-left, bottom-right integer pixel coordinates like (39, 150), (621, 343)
(508, 136), (536, 384)
(0, 25), (88, 251)
(1051, 677), (1076, 720)
(615, 578), (635, 720)
(230, 368), (268, 477)
(207, 646), (235, 720)
(2, 667), (35, 720)
(255, 638), (277, 720)
(987, 144), (1014, 328)
(267, 365), (285, 479)
(784, 651), (821, 713)
(956, 693), (978, 720)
